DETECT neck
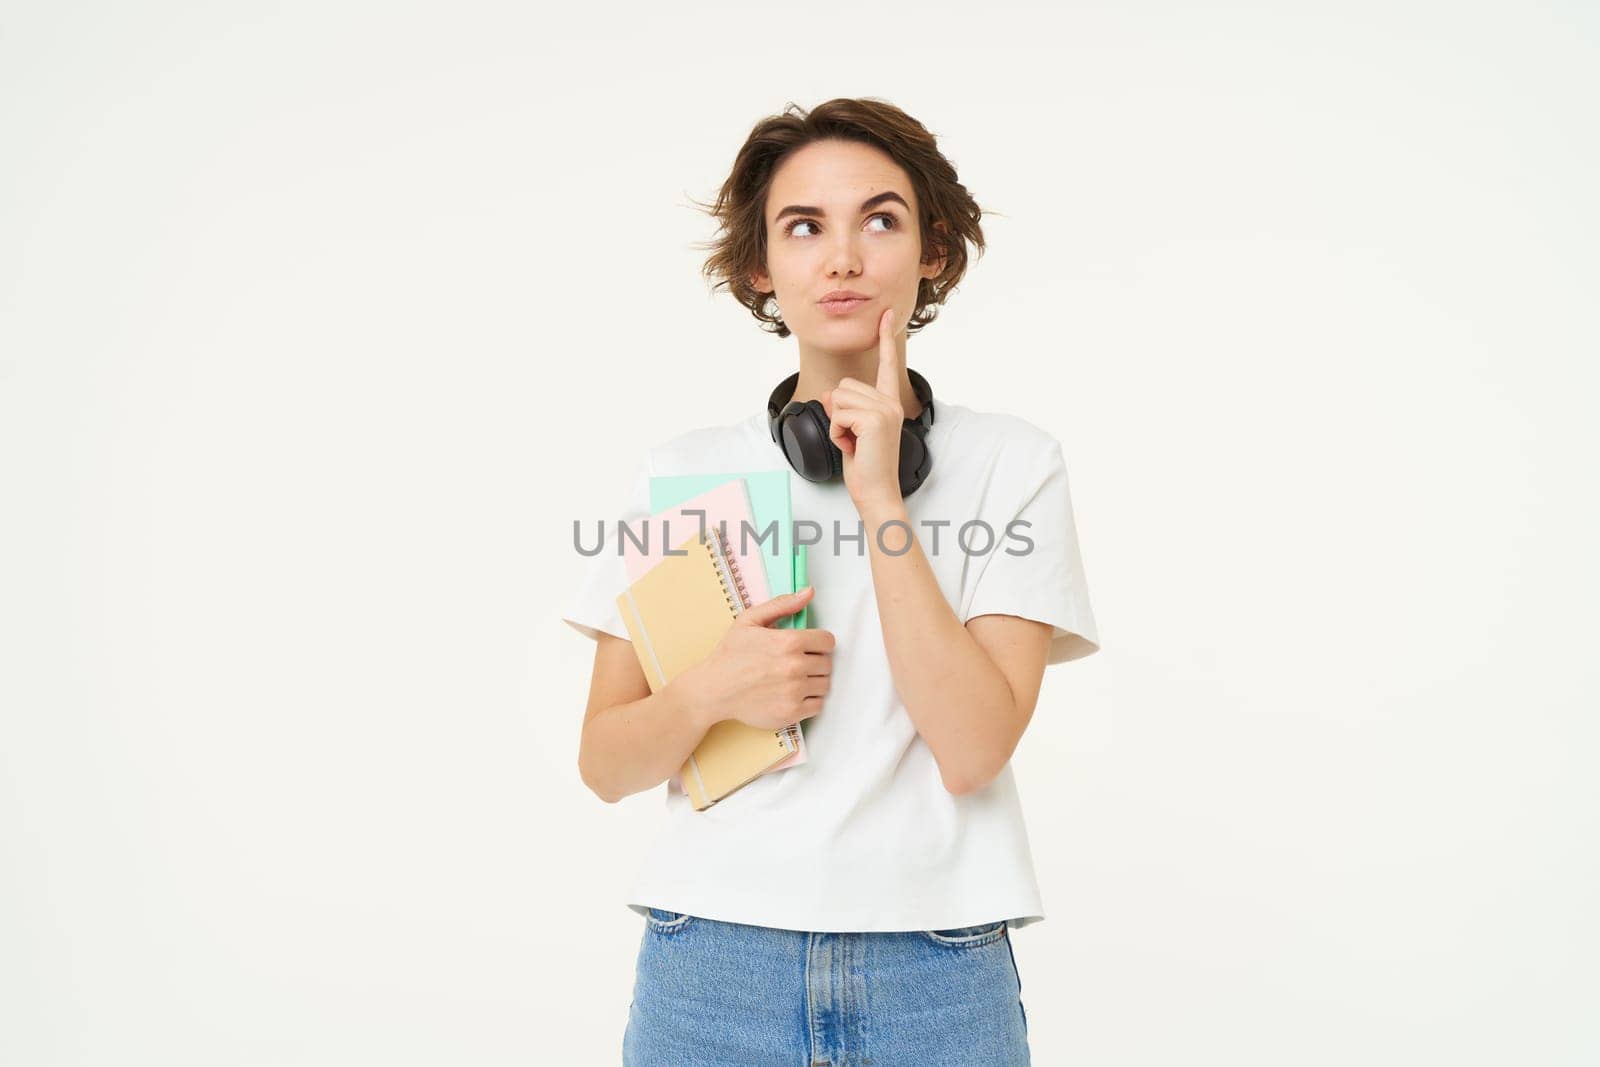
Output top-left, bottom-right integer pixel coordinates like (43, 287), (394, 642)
(788, 333), (924, 420)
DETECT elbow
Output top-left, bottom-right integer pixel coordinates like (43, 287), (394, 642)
(941, 772), (974, 797)
(584, 776), (623, 805)
(939, 719), (1023, 797)
(580, 768), (621, 805)
(577, 749), (623, 805)
(939, 760), (998, 797)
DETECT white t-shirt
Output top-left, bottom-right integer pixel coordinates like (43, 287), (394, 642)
(562, 399), (1100, 932)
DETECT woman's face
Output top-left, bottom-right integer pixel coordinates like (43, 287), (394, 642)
(751, 139), (944, 353)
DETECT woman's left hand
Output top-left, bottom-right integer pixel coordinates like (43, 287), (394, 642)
(821, 307), (908, 515)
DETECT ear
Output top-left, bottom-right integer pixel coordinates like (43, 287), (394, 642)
(749, 266), (772, 294)
(921, 219), (950, 280)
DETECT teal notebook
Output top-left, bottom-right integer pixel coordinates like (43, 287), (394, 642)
(649, 470), (808, 629)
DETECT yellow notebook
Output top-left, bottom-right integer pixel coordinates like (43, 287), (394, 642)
(615, 526), (797, 810)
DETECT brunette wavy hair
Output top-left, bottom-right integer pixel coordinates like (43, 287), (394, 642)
(691, 97), (989, 338)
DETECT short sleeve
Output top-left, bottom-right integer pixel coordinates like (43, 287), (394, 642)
(561, 456), (654, 643)
(960, 440), (1101, 665)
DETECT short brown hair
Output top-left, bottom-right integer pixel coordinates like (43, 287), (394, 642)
(691, 97), (988, 338)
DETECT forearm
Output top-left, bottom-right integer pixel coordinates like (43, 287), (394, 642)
(578, 671), (713, 803)
(859, 498), (1019, 793)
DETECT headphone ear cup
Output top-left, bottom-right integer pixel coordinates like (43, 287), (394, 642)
(898, 426), (933, 497)
(779, 400), (843, 483)
(822, 407), (843, 479)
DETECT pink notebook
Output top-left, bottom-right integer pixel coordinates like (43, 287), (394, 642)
(621, 479), (772, 599)
(620, 478), (808, 778)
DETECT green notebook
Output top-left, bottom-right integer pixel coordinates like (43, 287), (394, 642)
(649, 470), (808, 629)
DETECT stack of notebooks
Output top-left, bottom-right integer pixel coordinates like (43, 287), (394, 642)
(615, 471), (811, 810)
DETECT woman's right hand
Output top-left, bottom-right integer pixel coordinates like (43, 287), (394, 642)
(680, 586), (834, 733)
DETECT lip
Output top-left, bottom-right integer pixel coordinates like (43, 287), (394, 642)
(818, 291), (871, 315)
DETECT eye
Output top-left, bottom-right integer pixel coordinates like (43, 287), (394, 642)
(781, 212), (899, 238)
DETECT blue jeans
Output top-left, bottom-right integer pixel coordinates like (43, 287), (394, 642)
(622, 908), (1030, 1065)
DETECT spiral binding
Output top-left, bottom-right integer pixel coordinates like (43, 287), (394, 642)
(703, 525), (751, 615)
(704, 524), (799, 755)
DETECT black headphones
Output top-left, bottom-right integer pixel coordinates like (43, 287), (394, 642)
(767, 367), (936, 498)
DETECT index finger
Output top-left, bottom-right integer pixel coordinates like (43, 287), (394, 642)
(875, 305), (902, 397)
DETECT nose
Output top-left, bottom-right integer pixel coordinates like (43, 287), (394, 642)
(825, 233), (862, 278)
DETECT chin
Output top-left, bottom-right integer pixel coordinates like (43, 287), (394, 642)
(811, 317), (876, 337)
(804, 330), (876, 355)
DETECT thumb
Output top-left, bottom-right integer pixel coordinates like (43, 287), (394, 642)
(738, 585), (814, 627)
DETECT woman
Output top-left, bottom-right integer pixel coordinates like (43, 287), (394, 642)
(562, 97), (1100, 1065)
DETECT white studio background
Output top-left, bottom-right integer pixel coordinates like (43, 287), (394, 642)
(2, 2), (1595, 1064)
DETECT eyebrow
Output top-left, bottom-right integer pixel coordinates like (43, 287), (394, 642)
(773, 190), (910, 224)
